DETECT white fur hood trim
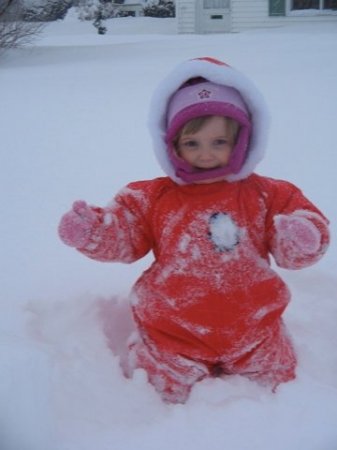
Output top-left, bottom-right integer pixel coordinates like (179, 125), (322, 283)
(148, 58), (270, 184)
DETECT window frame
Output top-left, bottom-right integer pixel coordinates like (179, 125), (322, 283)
(288, 0), (337, 13)
(269, 0), (337, 16)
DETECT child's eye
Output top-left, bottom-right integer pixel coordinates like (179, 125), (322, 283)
(213, 139), (228, 146)
(180, 140), (198, 148)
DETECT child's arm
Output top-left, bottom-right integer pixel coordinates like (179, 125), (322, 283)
(58, 184), (154, 263)
(264, 179), (330, 269)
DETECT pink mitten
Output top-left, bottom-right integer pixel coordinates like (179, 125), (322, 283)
(274, 214), (321, 254)
(58, 200), (98, 248)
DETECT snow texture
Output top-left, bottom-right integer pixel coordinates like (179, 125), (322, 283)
(208, 212), (240, 251)
(1, 11), (337, 450)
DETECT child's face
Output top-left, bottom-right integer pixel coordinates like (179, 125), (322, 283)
(176, 116), (234, 171)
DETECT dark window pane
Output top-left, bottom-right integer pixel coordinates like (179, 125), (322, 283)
(324, 0), (337, 8)
(292, 0), (319, 9)
(269, 0), (286, 16)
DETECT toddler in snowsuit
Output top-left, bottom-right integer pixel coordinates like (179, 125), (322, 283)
(58, 57), (330, 404)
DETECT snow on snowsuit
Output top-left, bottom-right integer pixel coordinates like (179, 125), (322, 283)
(80, 173), (329, 402)
(66, 58), (330, 403)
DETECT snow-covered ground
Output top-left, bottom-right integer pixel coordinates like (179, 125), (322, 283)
(1, 12), (337, 450)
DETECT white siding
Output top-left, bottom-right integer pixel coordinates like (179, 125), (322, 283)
(177, 0), (198, 33)
(175, 0), (337, 33)
(231, 0), (271, 31)
(231, 0), (337, 32)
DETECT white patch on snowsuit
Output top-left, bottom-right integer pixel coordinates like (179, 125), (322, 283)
(208, 212), (240, 252)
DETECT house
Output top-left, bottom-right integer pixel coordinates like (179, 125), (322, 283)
(176, 0), (337, 33)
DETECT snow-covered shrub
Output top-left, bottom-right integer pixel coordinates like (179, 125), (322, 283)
(76, 0), (118, 21)
(22, 0), (73, 22)
(76, 0), (97, 20)
(143, 0), (175, 18)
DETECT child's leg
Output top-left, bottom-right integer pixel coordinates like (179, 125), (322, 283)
(125, 336), (209, 404)
(228, 322), (297, 390)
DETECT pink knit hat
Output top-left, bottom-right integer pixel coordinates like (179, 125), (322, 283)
(165, 80), (252, 183)
(148, 57), (270, 185)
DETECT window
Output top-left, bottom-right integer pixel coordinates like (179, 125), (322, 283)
(269, 0), (286, 16)
(203, 0), (230, 8)
(324, 0), (337, 8)
(292, 0), (319, 8)
(292, 0), (337, 8)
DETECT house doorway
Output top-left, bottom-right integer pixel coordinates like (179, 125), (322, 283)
(198, 0), (231, 33)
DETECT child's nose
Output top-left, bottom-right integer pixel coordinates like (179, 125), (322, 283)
(199, 146), (213, 157)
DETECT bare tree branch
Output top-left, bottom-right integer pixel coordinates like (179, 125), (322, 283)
(0, 21), (44, 49)
(0, 0), (15, 18)
(0, 0), (44, 51)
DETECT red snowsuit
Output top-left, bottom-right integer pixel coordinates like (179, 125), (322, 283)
(58, 57), (330, 403)
(80, 174), (329, 402)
